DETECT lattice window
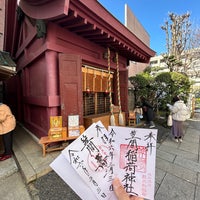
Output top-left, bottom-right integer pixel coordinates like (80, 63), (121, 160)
(96, 92), (110, 114)
(83, 92), (95, 116)
(83, 92), (110, 116)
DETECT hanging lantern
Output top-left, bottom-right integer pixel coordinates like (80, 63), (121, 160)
(86, 87), (91, 94)
(104, 89), (109, 97)
(85, 67), (91, 97)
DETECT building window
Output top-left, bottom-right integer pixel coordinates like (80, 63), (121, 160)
(150, 60), (158, 65)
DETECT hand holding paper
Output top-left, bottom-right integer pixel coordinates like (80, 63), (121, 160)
(113, 178), (144, 200)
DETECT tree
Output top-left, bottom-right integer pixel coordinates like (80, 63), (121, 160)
(129, 72), (155, 105)
(161, 12), (200, 75)
(183, 27), (200, 77)
(129, 70), (191, 113)
(154, 72), (191, 110)
(161, 12), (191, 57)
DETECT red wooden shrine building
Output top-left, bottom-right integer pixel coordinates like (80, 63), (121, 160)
(4, 0), (155, 138)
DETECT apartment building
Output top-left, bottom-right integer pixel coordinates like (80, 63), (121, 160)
(149, 54), (200, 82)
(149, 53), (200, 110)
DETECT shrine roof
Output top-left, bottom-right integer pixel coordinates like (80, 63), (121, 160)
(18, 0), (155, 62)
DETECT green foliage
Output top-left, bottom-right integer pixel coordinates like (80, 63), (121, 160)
(154, 72), (172, 110)
(129, 74), (148, 103)
(156, 72), (191, 107)
(196, 98), (200, 107)
(151, 66), (166, 72)
(143, 66), (152, 73)
(171, 72), (191, 98)
(129, 71), (191, 111)
(129, 74), (148, 88)
(155, 72), (171, 83)
(162, 54), (182, 72)
(129, 72), (156, 104)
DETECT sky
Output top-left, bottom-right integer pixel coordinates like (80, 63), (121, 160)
(98, 0), (200, 55)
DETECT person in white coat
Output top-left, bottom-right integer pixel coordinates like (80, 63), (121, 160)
(167, 95), (189, 143)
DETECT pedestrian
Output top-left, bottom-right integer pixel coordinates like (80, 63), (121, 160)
(167, 95), (189, 143)
(113, 178), (144, 200)
(133, 103), (143, 124)
(141, 97), (155, 128)
(0, 103), (16, 161)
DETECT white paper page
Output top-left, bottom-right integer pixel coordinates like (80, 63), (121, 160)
(50, 153), (97, 200)
(108, 126), (157, 200)
(51, 122), (157, 200)
(61, 121), (116, 200)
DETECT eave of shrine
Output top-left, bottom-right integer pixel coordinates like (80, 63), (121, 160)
(18, 0), (155, 63)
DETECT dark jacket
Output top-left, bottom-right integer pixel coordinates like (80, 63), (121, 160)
(142, 100), (154, 121)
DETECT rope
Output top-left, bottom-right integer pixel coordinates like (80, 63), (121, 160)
(116, 52), (121, 111)
(107, 47), (115, 125)
(116, 52), (124, 125)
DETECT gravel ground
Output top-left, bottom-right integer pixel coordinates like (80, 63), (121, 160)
(29, 171), (81, 200)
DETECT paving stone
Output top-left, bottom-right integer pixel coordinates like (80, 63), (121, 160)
(154, 182), (160, 195)
(183, 129), (200, 143)
(174, 156), (200, 173)
(0, 172), (31, 200)
(155, 168), (166, 184)
(159, 144), (198, 162)
(0, 157), (18, 180)
(156, 142), (161, 148)
(179, 141), (199, 155)
(156, 157), (197, 184)
(155, 173), (195, 200)
(197, 172), (200, 186)
(195, 186), (200, 200)
(156, 148), (176, 162)
(161, 136), (180, 148)
(14, 142), (36, 183)
(188, 120), (200, 131)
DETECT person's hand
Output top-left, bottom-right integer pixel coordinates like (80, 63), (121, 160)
(166, 103), (171, 107)
(113, 178), (144, 200)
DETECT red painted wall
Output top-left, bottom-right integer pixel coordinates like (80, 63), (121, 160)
(11, 19), (128, 138)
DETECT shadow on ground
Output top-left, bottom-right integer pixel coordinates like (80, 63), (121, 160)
(155, 123), (171, 143)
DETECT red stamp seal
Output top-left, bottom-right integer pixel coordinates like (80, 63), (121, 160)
(87, 145), (111, 172)
(119, 144), (147, 173)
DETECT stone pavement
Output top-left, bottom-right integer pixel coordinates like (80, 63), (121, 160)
(0, 124), (60, 200)
(0, 117), (200, 200)
(155, 119), (200, 200)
